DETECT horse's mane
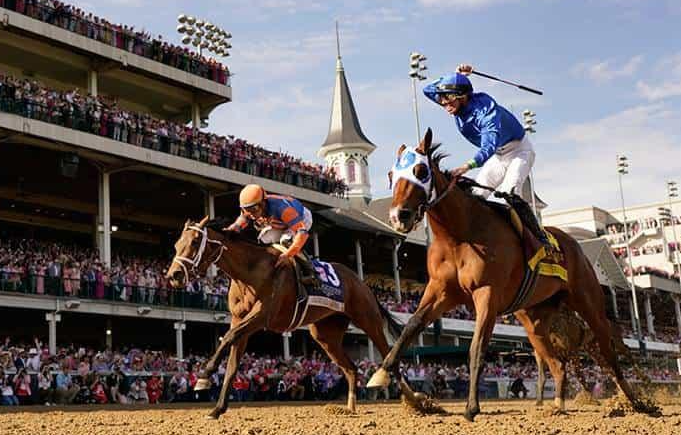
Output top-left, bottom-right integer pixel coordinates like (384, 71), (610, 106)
(203, 218), (275, 251)
(428, 143), (479, 197)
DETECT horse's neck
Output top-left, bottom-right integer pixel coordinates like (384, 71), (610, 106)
(212, 234), (272, 290)
(427, 179), (476, 242)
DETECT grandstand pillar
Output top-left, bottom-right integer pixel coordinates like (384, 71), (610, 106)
(204, 192), (217, 278)
(312, 232), (320, 258)
(367, 339), (375, 362)
(644, 292), (655, 335)
(97, 171), (112, 267)
(192, 100), (201, 131)
(628, 297), (638, 332)
(392, 240), (402, 303)
(418, 333), (424, 347)
(453, 336), (460, 346)
(174, 321), (186, 360)
(673, 295), (681, 336)
(283, 332), (292, 360)
(45, 312), (61, 356)
(87, 69), (98, 97)
(355, 239), (364, 281)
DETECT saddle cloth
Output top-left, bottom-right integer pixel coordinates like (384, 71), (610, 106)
(502, 208), (569, 315)
(271, 245), (345, 330)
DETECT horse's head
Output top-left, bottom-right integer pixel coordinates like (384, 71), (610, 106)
(166, 216), (225, 288)
(388, 128), (440, 233)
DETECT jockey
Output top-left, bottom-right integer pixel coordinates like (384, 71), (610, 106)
(423, 64), (549, 246)
(227, 184), (319, 290)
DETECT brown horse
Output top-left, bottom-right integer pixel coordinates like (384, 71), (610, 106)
(165, 217), (417, 419)
(367, 128), (641, 421)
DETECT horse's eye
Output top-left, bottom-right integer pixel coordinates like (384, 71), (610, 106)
(413, 164), (430, 182)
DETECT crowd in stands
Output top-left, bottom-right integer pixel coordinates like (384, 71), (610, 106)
(0, 0), (228, 84)
(0, 237), (229, 311)
(612, 242), (680, 259)
(1, 335), (678, 407)
(0, 74), (348, 196)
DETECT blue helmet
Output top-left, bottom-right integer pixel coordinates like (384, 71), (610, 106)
(435, 73), (473, 96)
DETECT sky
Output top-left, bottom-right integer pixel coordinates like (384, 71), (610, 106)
(83, 0), (681, 212)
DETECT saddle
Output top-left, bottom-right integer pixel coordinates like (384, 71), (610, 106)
(456, 180), (568, 314)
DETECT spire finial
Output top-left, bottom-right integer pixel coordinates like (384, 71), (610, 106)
(335, 20), (341, 60)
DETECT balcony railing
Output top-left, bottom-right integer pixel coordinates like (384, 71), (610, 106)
(0, 272), (228, 312)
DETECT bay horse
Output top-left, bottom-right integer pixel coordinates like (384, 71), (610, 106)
(367, 128), (642, 421)
(165, 217), (418, 419)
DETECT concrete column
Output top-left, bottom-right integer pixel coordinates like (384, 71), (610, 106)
(87, 69), (98, 97)
(204, 191), (217, 277)
(644, 292), (655, 336)
(453, 336), (460, 346)
(45, 312), (61, 356)
(174, 321), (186, 360)
(105, 319), (112, 349)
(192, 100), (201, 131)
(673, 295), (681, 337)
(355, 239), (364, 281)
(392, 239), (402, 303)
(312, 232), (320, 259)
(97, 171), (111, 267)
(367, 339), (375, 363)
(418, 333), (424, 347)
(283, 331), (292, 360)
(629, 297), (637, 333)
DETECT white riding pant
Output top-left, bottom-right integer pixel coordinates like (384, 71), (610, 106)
(471, 135), (536, 201)
(257, 208), (313, 245)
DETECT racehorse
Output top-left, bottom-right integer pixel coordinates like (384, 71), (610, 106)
(367, 128), (642, 421)
(165, 217), (418, 419)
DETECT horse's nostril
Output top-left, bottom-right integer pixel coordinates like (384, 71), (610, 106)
(172, 271), (183, 282)
(397, 209), (412, 223)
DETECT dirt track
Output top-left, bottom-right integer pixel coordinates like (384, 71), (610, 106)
(1, 399), (681, 435)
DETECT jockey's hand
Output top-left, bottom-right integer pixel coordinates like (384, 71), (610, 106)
(456, 64), (474, 75)
(223, 224), (239, 233)
(449, 164), (470, 179)
(275, 252), (292, 269)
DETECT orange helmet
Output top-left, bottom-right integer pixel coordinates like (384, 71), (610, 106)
(239, 184), (265, 208)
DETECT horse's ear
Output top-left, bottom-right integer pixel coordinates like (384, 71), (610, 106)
(198, 215), (210, 227)
(183, 219), (191, 230)
(417, 128), (433, 154)
(396, 144), (407, 157)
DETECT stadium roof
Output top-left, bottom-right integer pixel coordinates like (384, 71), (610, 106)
(578, 238), (630, 290)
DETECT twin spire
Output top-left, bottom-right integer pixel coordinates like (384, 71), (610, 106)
(318, 22), (376, 156)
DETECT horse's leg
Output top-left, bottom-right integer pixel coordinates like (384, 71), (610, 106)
(349, 294), (418, 402)
(515, 309), (567, 412)
(534, 350), (546, 406)
(308, 315), (358, 412)
(464, 286), (497, 422)
(367, 279), (452, 388)
(201, 303), (265, 380)
(567, 276), (639, 406)
(207, 338), (247, 420)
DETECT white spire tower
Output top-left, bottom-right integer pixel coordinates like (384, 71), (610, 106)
(318, 22), (376, 208)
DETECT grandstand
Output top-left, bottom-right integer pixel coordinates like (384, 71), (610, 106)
(0, 2), (679, 407)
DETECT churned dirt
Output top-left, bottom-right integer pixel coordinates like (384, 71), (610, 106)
(1, 398), (681, 435)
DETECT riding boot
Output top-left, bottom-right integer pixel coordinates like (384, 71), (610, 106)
(298, 253), (321, 291)
(496, 190), (555, 256)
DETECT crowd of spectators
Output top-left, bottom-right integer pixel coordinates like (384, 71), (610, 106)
(1, 334), (679, 407)
(0, 0), (228, 84)
(0, 237), (229, 311)
(0, 74), (348, 196)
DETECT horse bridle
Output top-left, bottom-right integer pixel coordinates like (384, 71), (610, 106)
(172, 225), (225, 285)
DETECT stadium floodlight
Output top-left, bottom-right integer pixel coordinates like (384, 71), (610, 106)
(617, 155), (629, 175)
(177, 13), (232, 58)
(616, 153), (643, 349)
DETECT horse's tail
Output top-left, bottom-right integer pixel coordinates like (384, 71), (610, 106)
(372, 290), (404, 340)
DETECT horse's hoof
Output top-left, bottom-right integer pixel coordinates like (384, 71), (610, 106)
(367, 368), (390, 388)
(463, 407), (479, 422)
(205, 414), (218, 420)
(195, 378), (212, 391)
